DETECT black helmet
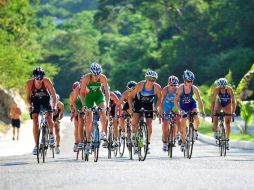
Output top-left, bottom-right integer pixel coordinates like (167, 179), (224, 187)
(126, 81), (137, 90)
(33, 67), (45, 80)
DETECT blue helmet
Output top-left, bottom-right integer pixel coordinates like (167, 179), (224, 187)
(114, 90), (122, 99)
(90, 62), (102, 75)
(217, 78), (227, 88)
(145, 70), (158, 79)
(183, 70), (195, 81)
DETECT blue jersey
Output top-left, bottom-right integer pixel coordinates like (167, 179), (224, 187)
(218, 89), (231, 107)
(179, 85), (197, 113)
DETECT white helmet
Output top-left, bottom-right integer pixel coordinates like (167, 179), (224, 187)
(90, 62), (102, 75)
(217, 78), (227, 88)
(56, 94), (60, 100)
(183, 70), (195, 81)
(145, 70), (158, 79)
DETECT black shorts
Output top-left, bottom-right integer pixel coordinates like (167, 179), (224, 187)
(110, 105), (116, 117)
(11, 119), (20, 128)
(133, 100), (154, 118)
(31, 97), (53, 114)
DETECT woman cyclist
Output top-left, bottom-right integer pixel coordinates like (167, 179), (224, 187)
(210, 78), (236, 150)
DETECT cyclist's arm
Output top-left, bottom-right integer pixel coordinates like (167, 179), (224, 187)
(26, 80), (32, 107)
(160, 87), (167, 113)
(44, 78), (57, 109)
(128, 82), (143, 111)
(80, 75), (88, 107)
(69, 91), (77, 113)
(174, 86), (182, 112)
(101, 75), (110, 108)
(210, 88), (218, 115)
(193, 85), (205, 113)
(154, 83), (162, 111)
(59, 101), (65, 119)
(116, 90), (127, 106)
(228, 87), (237, 113)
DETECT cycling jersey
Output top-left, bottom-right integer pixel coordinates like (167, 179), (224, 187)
(163, 88), (176, 120)
(84, 75), (105, 108)
(133, 82), (155, 118)
(179, 86), (197, 114)
(218, 89), (231, 107)
(31, 79), (52, 114)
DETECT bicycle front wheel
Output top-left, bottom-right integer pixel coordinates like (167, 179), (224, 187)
(36, 128), (41, 163)
(186, 125), (194, 159)
(93, 125), (100, 162)
(168, 125), (174, 158)
(118, 128), (125, 157)
(138, 122), (148, 161)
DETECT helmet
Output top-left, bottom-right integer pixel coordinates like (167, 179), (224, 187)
(114, 90), (122, 99)
(56, 94), (60, 100)
(168, 75), (179, 86)
(145, 70), (158, 80)
(33, 67), (45, 80)
(183, 70), (195, 81)
(126, 81), (137, 90)
(217, 78), (227, 88)
(90, 62), (102, 75)
(72, 81), (80, 90)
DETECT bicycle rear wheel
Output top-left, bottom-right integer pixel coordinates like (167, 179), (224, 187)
(168, 125), (174, 158)
(138, 122), (148, 161)
(113, 129), (118, 157)
(118, 128), (125, 157)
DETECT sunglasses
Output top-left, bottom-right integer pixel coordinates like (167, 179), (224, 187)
(186, 80), (193, 83)
(146, 77), (156, 82)
(170, 84), (177, 87)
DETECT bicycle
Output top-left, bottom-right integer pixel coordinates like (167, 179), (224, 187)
(161, 111), (179, 158)
(134, 108), (157, 161)
(84, 106), (102, 162)
(213, 111), (234, 157)
(182, 111), (200, 159)
(119, 113), (132, 159)
(76, 111), (86, 160)
(37, 110), (55, 163)
(107, 114), (118, 159)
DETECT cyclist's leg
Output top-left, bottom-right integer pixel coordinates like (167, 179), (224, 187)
(192, 108), (199, 130)
(54, 121), (60, 146)
(224, 103), (232, 140)
(132, 100), (141, 133)
(32, 113), (39, 145)
(162, 119), (170, 142)
(85, 111), (93, 142)
(213, 100), (222, 132)
(74, 114), (79, 144)
(98, 101), (107, 135)
(78, 114), (84, 143)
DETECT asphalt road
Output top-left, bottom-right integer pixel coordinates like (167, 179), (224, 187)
(1, 117), (254, 190)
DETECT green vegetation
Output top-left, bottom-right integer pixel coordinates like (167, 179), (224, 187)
(199, 120), (254, 141)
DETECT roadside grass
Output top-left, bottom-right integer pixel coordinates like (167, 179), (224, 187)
(0, 123), (9, 134)
(22, 113), (30, 121)
(199, 120), (254, 141)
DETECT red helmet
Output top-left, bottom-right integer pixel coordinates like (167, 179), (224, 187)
(72, 81), (80, 90)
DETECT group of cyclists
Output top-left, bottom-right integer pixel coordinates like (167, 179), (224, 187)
(26, 62), (236, 157)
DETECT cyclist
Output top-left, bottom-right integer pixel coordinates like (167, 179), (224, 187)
(80, 63), (110, 154)
(107, 90), (123, 148)
(26, 67), (57, 155)
(210, 78), (236, 150)
(70, 81), (89, 151)
(174, 70), (205, 152)
(69, 81), (81, 152)
(53, 94), (64, 154)
(128, 71), (162, 154)
(117, 81), (137, 116)
(160, 75), (180, 152)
